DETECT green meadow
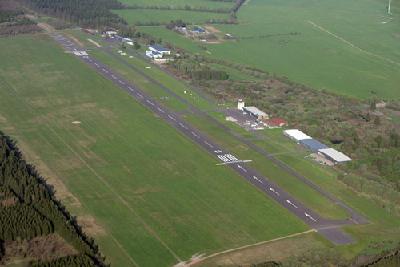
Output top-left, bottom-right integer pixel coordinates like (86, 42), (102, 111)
(65, 28), (400, 258)
(113, 9), (230, 25)
(138, 0), (400, 99)
(0, 34), (308, 267)
(117, 0), (234, 9)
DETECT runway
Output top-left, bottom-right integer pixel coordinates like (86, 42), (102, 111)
(51, 32), (365, 245)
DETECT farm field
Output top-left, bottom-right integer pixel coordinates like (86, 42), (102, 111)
(117, 0), (234, 9)
(113, 9), (230, 25)
(138, 0), (400, 99)
(0, 34), (309, 267)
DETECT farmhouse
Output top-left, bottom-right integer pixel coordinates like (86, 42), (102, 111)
(149, 44), (171, 55)
(318, 148), (351, 164)
(299, 139), (328, 152)
(284, 129), (312, 142)
(243, 106), (269, 120)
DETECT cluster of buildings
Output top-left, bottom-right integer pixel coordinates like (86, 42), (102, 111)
(237, 99), (287, 128)
(175, 25), (207, 36)
(283, 129), (351, 164)
(145, 44), (172, 63)
(102, 30), (134, 46)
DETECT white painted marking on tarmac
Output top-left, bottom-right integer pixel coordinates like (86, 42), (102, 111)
(128, 87), (134, 92)
(94, 63), (99, 67)
(168, 115), (176, 121)
(237, 165), (247, 172)
(214, 150), (223, 153)
(179, 123), (188, 129)
(204, 141), (213, 148)
(305, 212), (317, 222)
(102, 68), (109, 73)
(269, 187), (280, 196)
(157, 107), (165, 113)
(146, 100), (155, 106)
(253, 176), (263, 183)
(191, 131), (200, 138)
(111, 75), (117, 80)
(286, 199), (298, 209)
(226, 154), (238, 161)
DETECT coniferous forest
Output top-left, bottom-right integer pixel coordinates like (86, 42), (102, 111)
(0, 132), (106, 266)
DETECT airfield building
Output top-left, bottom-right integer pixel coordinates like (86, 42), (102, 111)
(299, 139), (328, 152)
(243, 106), (268, 120)
(318, 148), (351, 164)
(149, 44), (171, 55)
(283, 129), (312, 142)
(237, 99), (245, 110)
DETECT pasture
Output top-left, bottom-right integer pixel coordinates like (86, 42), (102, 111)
(117, 0), (234, 9)
(113, 9), (230, 25)
(0, 34), (308, 267)
(138, 0), (400, 99)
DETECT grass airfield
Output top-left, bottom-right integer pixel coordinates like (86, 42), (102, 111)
(0, 34), (308, 267)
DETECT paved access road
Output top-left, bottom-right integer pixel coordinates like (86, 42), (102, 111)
(51, 33), (366, 245)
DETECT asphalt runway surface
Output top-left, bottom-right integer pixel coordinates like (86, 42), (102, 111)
(51, 33), (367, 245)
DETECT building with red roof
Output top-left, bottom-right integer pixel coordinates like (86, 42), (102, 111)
(264, 118), (288, 128)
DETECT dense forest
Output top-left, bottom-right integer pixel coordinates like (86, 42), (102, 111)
(21, 0), (126, 27)
(0, 132), (106, 266)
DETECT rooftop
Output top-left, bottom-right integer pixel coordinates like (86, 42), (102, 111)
(299, 139), (328, 152)
(284, 129), (312, 141)
(244, 106), (267, 117)
(150, 44), (169, 52)
(265, 118), (287, 126)
(318, 148), (351, 162)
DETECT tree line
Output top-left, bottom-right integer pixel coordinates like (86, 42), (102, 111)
(171, 59), (229, 80)
(21, 0), (126, 27)
(0, 132), (107, 266)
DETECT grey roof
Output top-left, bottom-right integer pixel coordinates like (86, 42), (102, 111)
(299, 139), (328, 152)
(318, 148), (351, 162)
(150, 44), (169, 52)
(243, 106), (267, 117)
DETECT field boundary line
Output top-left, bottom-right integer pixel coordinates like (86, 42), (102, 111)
(307, 20), (400, 67)
(180, 229), (316, 266)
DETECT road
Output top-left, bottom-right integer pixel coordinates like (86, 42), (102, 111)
(51, 32), (365, 245)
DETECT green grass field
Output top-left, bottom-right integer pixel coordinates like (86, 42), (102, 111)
(63, 29), (353, 220)
(113, 9), (230, 25)
(118, 0), (234, 9)
(64, 28), (400, 259)
(138, 0), (400, 99)
(0, 34), (309, 267)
